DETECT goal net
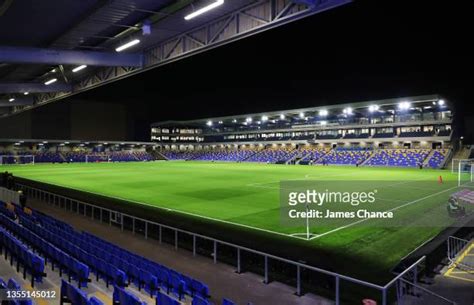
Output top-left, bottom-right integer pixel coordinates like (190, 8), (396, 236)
(455, 159), (474, 187)
(85, 154), (111, 163)
(0, 155), (35, 165)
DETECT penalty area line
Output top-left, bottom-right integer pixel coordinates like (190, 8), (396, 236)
(311, 185), (460, 240)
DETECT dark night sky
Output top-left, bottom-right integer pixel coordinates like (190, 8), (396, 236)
(76, 0), (473, 140)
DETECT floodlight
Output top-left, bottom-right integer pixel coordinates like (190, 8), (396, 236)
(319, 109), (328, 116)
(343, 107), (352, 115)
(280, 114), (285, 119)
(115, 39), (140, 52)
(398, 101), (410, 110)
(206, 120), (213, 126)
(438, 99), (445, 106)
(72, 65), (87, 73)
(261, 115), (268, 122)
(246, 117), (252, 122)
(184, 0), (224, 20)
(24, 92), (29, 95)
(44, 78), (57, 85)
(8, 98), (14, 102)
(299, 112), (305, 118)
(368, 105), (379, 112)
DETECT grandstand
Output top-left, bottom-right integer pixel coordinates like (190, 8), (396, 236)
(152, 95), (453, 168)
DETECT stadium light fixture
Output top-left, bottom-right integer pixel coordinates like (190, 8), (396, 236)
(72, 65), (87, 73)
(44, 78), (57, 85)
(343, 107), (353, 115)
(246, 117), (252, 123)
(320, 121), (327, 125)
(299, 112), (305, 118)
(368, 105), (379, 113)
(280, 114), (285, 120)
(206, 120), (213, 126)
(438, 99), (445, 106)
(218, 120), (223, 124)
(261, 115), (268, 122)
(398, 101), (410, 110)
(115, 39), (140, 52)
(184, 0), (224, 20)
(8, 98), (15, 102)
(319, 109), (328, 116)
(23, 92), (29, 95)
(232, 119), (237, 123)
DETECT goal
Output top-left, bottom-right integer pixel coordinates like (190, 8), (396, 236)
(0, 155), (35, 165)
(454, 159), (474, 187)
(85, 154), (111, 163)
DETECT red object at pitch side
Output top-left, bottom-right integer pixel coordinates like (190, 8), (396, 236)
(438, 175), (443, 184)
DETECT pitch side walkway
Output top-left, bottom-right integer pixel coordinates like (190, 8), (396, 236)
(28, 199), (333, 305)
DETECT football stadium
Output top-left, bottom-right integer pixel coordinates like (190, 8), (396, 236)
(0, 1), (473, 305)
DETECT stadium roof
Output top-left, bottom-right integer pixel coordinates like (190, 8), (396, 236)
(151, 94), (448, 127)
(0, 138), (156, 146)
(0, 0), (350, 117)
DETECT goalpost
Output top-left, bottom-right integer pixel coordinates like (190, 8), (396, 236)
(85, 154), (111, 163)
(0, 155), (35, 165)
(455, 159), (474, 187)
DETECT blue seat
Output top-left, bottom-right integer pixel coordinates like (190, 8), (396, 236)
(156, 290), (180, 305)
(0, 277), (6, 289)
(138, 269), (158, 297)
(7, 278), (20, 289)
(61, 279), (100, 305)
(170, 273), (186, 300)
(113, 285), (147, 305)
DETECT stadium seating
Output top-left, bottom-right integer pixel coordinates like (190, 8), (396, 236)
(113, 285), (147, 305)
(365, 149), (430, 167)
(0, 202), (210, 299)
(0, 224), (46, 287)
(317, 148), (372, 165)
(32, 152), (64, 163)
(156, 290), (180, 305)
(0, 212), (88, 288)
(245, 147), (298, 163)
(426, 149), (449, 168)
(61, 279), (104, 305)
(64, 151), (155, 163)
(0, 277), (33, 305)
(298, 147), (328, 164)
(161, 151), (202, 160)
(193, 149), (256, 162)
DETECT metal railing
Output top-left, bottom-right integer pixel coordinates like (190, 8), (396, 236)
(447, 236), (473, 269)
(15, 183), (436, 305)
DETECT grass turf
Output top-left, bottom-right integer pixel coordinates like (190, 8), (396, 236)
(2, 161), (469, 282)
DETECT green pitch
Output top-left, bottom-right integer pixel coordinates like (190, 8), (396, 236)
(2, 161), (469, 281)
